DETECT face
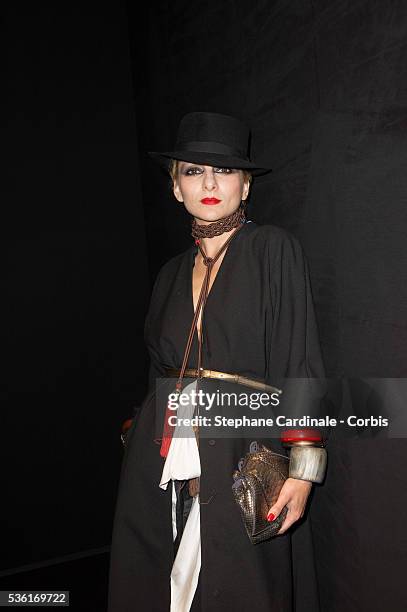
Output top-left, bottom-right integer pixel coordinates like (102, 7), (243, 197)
(172, 162), (250, 224)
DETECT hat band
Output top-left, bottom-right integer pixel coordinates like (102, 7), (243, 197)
(176, 140), (249, 160)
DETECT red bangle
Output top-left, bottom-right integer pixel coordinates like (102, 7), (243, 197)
(280, 428), (323, 444)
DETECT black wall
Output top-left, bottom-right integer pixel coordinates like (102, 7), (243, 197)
(3, 3), (150, 569)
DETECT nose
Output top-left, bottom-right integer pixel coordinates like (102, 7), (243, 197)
(202, 167), (218, 191)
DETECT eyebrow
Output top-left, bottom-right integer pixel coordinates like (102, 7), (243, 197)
(181, 163), (214, 169)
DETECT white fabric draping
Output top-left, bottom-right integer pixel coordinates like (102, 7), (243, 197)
(159, 381), (201, 612)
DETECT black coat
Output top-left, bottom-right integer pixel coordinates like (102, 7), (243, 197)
(108, 221), (326, 611)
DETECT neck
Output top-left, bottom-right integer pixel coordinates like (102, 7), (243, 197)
(190, 203), (246, 255)
(197, 227), (240, 258)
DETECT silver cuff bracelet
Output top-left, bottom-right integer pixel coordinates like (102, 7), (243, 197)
(289, 445), (327, 483)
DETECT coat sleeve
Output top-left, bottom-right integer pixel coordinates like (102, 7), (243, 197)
(268, 229), (325, 379)
(143, 266), (167, 392)
(267, 230), (329, 434)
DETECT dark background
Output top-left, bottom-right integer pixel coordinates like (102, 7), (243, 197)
(2, 1), (407, 610)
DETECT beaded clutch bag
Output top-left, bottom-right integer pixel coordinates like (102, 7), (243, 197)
(232, 441), (289, 544)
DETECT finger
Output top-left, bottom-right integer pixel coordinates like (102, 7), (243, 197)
(267, 503), (284, 522)
(276, 508), (303, 535)
(267, 491), (290, 522)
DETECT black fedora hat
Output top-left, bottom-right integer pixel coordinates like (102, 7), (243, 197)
(148, 111), (272, 177)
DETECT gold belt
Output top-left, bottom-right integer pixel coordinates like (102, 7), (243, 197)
(164, 367), (282, 395)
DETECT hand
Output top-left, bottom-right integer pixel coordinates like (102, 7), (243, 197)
(267, 478), (312, 535)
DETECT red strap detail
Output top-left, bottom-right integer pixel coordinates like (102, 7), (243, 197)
(160, 437), (172, 458)
(280, 428), (323, 443)
(159, 402), (176, 458)
(121, 418), (134, 434)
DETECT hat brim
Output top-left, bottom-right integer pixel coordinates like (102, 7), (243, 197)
(148, 151), (272, 177)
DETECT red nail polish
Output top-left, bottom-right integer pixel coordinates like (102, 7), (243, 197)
(267, 513), (275, 522)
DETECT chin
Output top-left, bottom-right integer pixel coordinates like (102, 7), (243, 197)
(195, 212), (226, 224)
(193, 204), (235, 222)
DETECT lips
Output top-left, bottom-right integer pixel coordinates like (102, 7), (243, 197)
(201, 198), (221, 205)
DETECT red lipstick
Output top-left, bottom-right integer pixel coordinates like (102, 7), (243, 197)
(201, 197), (221, 205)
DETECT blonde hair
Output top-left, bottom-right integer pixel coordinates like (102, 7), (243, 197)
(168, 159), (252, 190)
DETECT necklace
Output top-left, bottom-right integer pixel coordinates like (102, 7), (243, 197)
(191, 201), (245, 239)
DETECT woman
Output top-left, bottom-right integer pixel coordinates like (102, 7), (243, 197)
(108, 112), (326, 612)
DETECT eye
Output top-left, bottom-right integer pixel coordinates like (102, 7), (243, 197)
(214, 167), (235, 174)
(183, 166), (203, 176)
